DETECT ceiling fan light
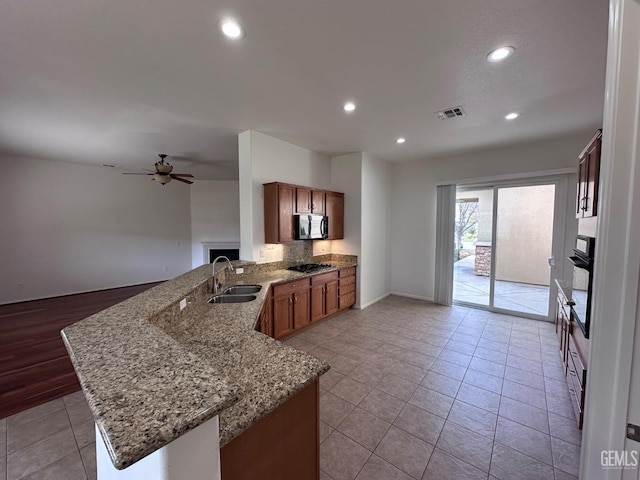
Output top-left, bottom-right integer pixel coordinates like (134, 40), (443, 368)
(154, 174), (172, 185)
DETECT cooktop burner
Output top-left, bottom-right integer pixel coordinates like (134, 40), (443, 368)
(287, 263), (332, 273)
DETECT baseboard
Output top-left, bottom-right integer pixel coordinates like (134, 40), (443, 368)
(359, 292), (392, 310)
(390, 292), (435, 303)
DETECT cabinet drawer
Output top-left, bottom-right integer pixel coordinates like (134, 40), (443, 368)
(311, 271), (338, 285)
(339, 283), (356, 295)
(568, 336), (587, 390)
(339, 292), (356, 309)
(339, 267), (356, 278)
(273, 278), (310, 296)
(339, 275), (356, 287)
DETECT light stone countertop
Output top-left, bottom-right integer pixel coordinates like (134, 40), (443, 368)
(61, 260), (355, 470)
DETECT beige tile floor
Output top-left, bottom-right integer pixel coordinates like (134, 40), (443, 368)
(284, 295), (581, 480)
(1, 391), (96, 480)
(0, 295), (581, 480)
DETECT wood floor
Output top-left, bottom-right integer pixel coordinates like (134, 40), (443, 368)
(0, 282), (161, 419)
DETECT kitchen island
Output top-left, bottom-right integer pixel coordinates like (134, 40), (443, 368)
(61, 259), (355, 478)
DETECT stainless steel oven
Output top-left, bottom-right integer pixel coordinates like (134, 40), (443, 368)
(567, 235), (595, 338)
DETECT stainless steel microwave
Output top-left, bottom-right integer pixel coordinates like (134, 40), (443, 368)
(295, 214), (328, 240)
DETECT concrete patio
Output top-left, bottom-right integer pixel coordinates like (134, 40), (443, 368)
(453, 256), (551, 317)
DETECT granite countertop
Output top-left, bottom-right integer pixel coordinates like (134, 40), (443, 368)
(61, 259), (355, 470)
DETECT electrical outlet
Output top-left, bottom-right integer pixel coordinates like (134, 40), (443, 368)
(259, 249), (264, 259)
(179, 298), (187, 310)
(236, 267), (244, 274)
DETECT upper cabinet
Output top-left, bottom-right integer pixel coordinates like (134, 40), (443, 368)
(296, 187), (325, 215)
(326, 192), (344, 240)
(576, 130), (602, 218)
(264, 182), (344, 243)
(264, 183), (296, 243)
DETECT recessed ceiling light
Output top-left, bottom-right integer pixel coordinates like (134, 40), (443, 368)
(343, 102), (356, 112)
(396, 137), (406, 144)
(505, 112), (519, 120)
(219, 19), (244, 39)
(487, 46), (515, 62)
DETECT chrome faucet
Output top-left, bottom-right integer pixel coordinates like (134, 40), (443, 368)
(212, 256), (235, 294)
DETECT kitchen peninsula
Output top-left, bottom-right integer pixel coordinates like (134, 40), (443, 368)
(61, 255), (356, 479)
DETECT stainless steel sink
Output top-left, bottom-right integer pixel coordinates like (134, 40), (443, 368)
(222, 285), (262, 295)
(208, 294), (257, 304)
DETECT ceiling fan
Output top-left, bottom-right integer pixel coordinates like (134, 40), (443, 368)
(123, 154), (194, 185)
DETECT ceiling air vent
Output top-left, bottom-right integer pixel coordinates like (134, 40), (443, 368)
(435, 106), (466, 120)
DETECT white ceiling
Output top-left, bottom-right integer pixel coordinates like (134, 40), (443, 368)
(0, 0), (608, 179)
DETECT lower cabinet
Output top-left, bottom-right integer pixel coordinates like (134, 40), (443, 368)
(311, 271), (339, 322)
(221, 380), (319, 480)
(257, 288), (273, 337)
(259, 267), (357, 340)
(338, 267), (356, 310)
(273, 279), (311, 339)
(555, 283), (588, 429)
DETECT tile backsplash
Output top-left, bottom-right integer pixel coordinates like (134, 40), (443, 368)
(282, 241), (313, 263)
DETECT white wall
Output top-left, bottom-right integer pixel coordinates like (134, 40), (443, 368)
(0, 154), (192, 304)
(390, 131), (595, 301)
(330, 153), (363, 306)
(360, 154), (392, 308)
(238, 131), (332, 263)
(190, 180), (240, 268)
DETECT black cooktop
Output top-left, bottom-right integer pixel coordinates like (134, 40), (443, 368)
(287, 263), (332, 273)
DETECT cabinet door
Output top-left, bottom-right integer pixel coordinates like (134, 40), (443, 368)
(279, 185), (296, 243)
(312, 191), (325, 215)
(583, 134), (601, 217)
(326, 192), (344, 240)
(273, 294), (293, 339)
(311, 284), (325, 322)
(296, 188), (312, 214)
(263, 292), (273, 337)
(576, 130), (602, 218)
(576, 157), (588, 218)
(325, 280), (339, 316)
(293, 289), (310, 329)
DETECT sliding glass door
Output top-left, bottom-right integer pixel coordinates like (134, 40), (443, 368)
(453, 178), (566, 320)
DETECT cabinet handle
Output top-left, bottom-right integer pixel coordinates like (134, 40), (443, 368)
(288, 297), (292, 305)
(293, 295), (297, 304)
(308, 203), (311, 210)
(292, 284), (296, 288)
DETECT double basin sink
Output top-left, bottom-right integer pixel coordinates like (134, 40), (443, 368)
(208, 285), (262, 304)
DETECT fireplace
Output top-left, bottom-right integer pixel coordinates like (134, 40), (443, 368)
(202, 242), (240, 264)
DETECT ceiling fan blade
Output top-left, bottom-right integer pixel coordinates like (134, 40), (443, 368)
(171, 173), (194, 177)
(123, 172), (153, 175)
(171, 175), (193, 184)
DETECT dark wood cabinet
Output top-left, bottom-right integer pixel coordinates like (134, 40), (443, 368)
(311, 271), (339, 322)
(296, 188), (326, 215)
(264, 183), (296, 243)
(262, 267), (356, 340)
(338, 267), (356, 310)
(326, 192), (344, 240)
(264, 182), (342, 243)
(221, 381), (319, 480)
(555, 288), (570, 369)
(555, 282), (589, 429)
(272, 279), (311, 339)
(257, 289), (273, 337)
(576, 130), (602, 218)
